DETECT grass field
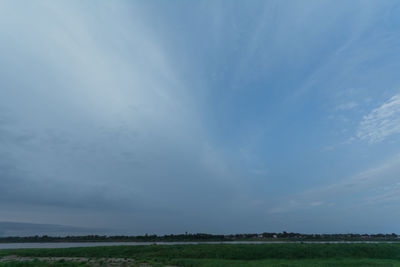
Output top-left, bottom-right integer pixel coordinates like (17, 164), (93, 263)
(1, 243), (400, 266)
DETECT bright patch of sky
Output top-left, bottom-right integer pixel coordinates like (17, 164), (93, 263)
(1, 0), (400, 234)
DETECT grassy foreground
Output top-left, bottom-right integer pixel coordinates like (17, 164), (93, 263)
(1, 243), (400, 266)
(0, 259), (400, 267)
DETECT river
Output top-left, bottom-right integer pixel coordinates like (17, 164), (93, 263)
(0, 241), (398, 249)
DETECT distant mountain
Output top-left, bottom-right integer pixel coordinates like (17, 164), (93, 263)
(0, 221), (113, 237)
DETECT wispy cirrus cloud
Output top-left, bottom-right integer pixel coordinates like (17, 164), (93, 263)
(357, 94), (400, 143)
(268, 153), (400, 214)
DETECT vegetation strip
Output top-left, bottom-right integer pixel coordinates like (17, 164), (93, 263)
(2, 243), (400, 260)
(1, 232), (400, 243)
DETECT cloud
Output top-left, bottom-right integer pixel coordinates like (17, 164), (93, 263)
(0, 0), (257, 234)
(336, 101), (359, 110)
(2, 0), (400, 234)
(269, 153), (400, 215)
(357, 94), (400, 143)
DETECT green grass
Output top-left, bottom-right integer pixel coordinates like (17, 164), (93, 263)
(0, 260), (88, 267)
(3, 244), (400, 260)
(2, 258), (399, 267)
(2, 244), (400, 266)
(168, 258), (400, 267)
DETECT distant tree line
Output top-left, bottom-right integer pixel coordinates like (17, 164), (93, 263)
(0, 232), (398, 243)
(258, 232), (399, 240)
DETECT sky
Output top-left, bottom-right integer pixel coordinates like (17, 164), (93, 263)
(1, 0), (400, 235)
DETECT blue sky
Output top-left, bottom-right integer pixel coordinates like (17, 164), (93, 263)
(1, 0), (400, 234)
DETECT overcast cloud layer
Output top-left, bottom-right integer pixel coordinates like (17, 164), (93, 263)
(1, 0), (400, 234)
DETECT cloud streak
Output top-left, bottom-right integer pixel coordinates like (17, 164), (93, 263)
(358, 94), (400, 143)
(268, 153), (400, 215)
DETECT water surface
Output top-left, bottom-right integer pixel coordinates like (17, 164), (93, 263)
(0, 241), (397, 250)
